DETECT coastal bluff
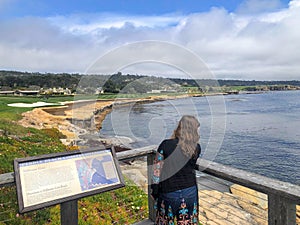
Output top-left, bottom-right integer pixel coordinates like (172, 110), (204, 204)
(17, 95), (188, 145)
(18, 100), (115, 141)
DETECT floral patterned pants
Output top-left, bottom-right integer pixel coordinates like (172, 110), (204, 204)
(154, 185), (199, 225)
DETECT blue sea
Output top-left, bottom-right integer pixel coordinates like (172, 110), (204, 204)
(100, 91), (300, 185)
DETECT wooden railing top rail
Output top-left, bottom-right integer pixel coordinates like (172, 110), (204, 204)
(1, 145), (300, 205)
(197, 159), (300, 203)
(0, 171), (14, 187)
(0, 145), (157, 188)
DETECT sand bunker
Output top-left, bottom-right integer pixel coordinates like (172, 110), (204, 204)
(8, 102), (62, 108)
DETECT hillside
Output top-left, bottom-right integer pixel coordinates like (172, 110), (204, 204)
(1, 70), (300, 94)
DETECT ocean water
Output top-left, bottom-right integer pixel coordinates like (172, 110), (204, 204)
(100, 91), (300, 185)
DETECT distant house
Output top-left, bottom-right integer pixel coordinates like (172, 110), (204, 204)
(0, 91), (15, 95)
(147, 90), (162, 94)
(95, 87), (104, 94)
(15, 90), (40, 96)
(0, 87), (74, 97)
(52, 87), (65, 95)
(147, 89), (177, 94)
(225, 90), (239, 95)
(39, 87), (72, 96)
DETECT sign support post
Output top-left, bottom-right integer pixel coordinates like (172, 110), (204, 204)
(61, 200), (78, 225)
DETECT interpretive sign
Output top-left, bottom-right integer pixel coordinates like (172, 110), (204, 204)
(14, 148), (124, 213)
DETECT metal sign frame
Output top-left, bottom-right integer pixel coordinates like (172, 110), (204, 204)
(14, 147), (124, 213)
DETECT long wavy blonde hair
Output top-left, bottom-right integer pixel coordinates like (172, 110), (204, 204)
(171, 115), (200, 158)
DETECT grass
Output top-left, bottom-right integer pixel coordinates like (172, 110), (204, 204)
(0, 95), (148, 224)
(0, 177), (148, 225)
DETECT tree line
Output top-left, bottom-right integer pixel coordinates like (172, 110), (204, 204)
(1, 70), (299, 94)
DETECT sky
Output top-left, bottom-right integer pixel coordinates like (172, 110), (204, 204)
(0, 0), (299, 80)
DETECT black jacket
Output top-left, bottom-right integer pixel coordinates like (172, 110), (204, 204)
(151, 138), (201, 199)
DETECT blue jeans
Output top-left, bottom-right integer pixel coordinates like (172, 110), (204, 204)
(155, 185), (199, 224)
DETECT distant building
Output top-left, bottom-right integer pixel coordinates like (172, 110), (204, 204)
(95, 87), (104, 94)
(40, 87), (73, 96)
(147, 90), (162, 94)
(0, 90), (40, 96)
(15, 90), (40, 96)
(0, 91), (15, 95)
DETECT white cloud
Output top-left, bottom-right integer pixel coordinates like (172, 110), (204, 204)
(236, 0), (285, 14)
(0, 17), (100, 72)
(289, 0), (300, 8)
(48, 13), (183, 33)
(0, 2), (300, 80)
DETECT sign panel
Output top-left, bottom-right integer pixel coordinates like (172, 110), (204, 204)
(14, 148), (124, 213)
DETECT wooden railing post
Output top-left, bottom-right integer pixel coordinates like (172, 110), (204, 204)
(268, 193), (296, 225)
(147, 152), (156, 221)
(60, 200), (78, 225)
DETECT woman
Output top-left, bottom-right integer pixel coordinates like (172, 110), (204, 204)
(151, 115), (201, 225)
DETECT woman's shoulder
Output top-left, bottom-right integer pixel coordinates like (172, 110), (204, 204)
(160, 138), (178, 145)
(158, 138), (178, 150)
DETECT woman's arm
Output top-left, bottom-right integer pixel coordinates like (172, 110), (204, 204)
(150, 148), (164, 200)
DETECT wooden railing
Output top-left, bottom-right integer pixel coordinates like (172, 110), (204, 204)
(1, 145), (300, 225)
